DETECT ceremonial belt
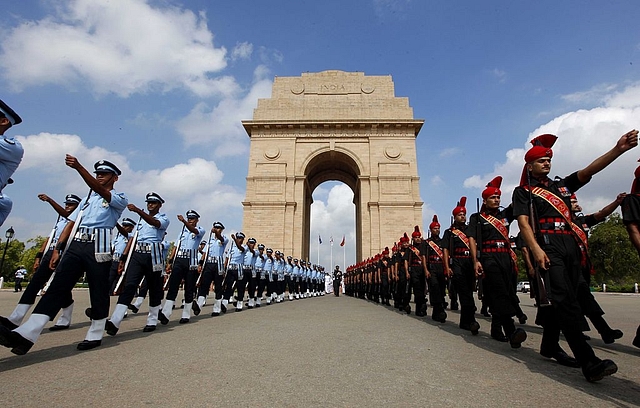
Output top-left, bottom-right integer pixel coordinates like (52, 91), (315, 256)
(453, 247), (470, 257)
(480, 213), (518, 269)
(206, 255), (221, 263)
(135, 243), (153, 253)
(242, 265), (253, 270)
(74, 227), (96, 242)
(227, 264), (239, 270)
(176, 249), (192, 258)
(74, 228), (112, 262)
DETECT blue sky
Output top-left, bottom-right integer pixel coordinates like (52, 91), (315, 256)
(1, 0), (640, 268)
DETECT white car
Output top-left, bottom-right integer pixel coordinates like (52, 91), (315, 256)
(517, 281), (531, 293)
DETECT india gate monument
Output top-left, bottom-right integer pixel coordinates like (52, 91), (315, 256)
(242, 70), (424, 262)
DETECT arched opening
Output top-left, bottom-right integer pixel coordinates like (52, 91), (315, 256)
(303, 150), (362, 263)
(309, 181), (356, 271)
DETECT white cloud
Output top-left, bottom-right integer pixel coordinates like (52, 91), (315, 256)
(176, 68), (273, 156)
(430, 175), (444, 186)
(490, 68), (507, 84)
(439, 147), (459, 158)
(13, 133), (243, 239)
(0, 0), (234, 97)
(561, 83), (618, 104)
(231, 42), (253, 61)
(464, 81), (640, 216)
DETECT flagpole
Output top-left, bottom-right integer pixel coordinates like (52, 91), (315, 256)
(317, 235), (320, 266)
(343, 238), (346, 272)
(330, 237), (333, 270)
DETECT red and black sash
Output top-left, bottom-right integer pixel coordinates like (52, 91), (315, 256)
(524, 185), (592, 273)
(480, 213), (518, 271)
(450, 228), (470, 249)
(427, 239), (444, 260)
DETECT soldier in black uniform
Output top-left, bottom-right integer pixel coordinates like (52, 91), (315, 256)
(442, 197), (480, 335)
(332, 265), (342, 296)
(378, 247), (392, 306)
(571, 193), (624, 344)
(407, 226), (428, 316)
(468, 176), (526, 348)
(513, 130), (637, 381)
(620, 163), (640, 348)
(425, 215), (447, 323)
(395, 234), (411, 313)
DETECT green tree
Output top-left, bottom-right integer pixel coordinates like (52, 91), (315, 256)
(588, 213), (640, 285)
(20, 236), (47, 280)
(0, 239), (26, 282)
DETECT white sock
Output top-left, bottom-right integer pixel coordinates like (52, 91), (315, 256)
(85, 318), (106, 341)
(197, 296), (206, 308)
(109, 303), (129, 328)
(133, 296), (144, 309)
(14, 313), (49, 343)
(8, 303), (31, 326)
(147, 305), (160, 326)
(181, 303), (192, 319)
(162, 300), (175, 319)
(54, 302), (74, 326)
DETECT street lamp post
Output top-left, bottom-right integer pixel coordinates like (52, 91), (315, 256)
(0, 226), (15, 281)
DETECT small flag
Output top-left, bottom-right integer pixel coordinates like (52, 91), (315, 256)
(318, 235), (322, 244)
(340, 235), (345, 247)
(330, 236), (334, 245)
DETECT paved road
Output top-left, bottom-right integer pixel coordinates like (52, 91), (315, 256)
(0, 290), (639, 407)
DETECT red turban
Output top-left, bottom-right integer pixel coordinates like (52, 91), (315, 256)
(482, 176), (503, 199)
(382, 246), (389, 255)
(400, 233), (410, 243)
(520, 134), (557, 186)
(429, 215), (440, 229)
(412, 225), (421, 238)
(452, 197), (467, 216)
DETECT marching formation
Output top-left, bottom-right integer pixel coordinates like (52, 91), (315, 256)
(344, 129), (640, 382)
(0, 95), (639, 385)
(0, 152), (328, 355)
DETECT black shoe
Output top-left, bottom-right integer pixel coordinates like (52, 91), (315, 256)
(221, 303), (227, 313)
(48, 324), (70, 331)
(211, 312), (220, 317)
(433, 311), (447, 323)
(582, 359), (618, 382)
(540, 348), (580, 368)
(192, 301), (201, 316)
(518, 314), (528, 325)
(633, 326), (640, 348)
(601, 329), (623, 344)
(491, 332), (508, 342)
(0, 316), (18, 330)
(128, 304), (139, 314)
(105, 320), (118, 336)
(469, 321), (480, 335)
(509, 328), (527, 349)
(158, 312), (169, 325)
(582, 333), (591, 341)
(142, 325), (156, 332)
(85, 307), (92, 319)
(179, 318), (189, 324)
(77, 340), (102, 351)
(0, 326), (33, 355)
(404, 305), (411, 315)
(450, 303), (459, 311)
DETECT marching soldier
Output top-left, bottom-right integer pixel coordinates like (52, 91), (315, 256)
(263, 248), (274, 304)
(0, 99), (24, 227)
(332, 265), (342, 296)
(378, 248), (391, 305)
(571, 193), (624, 344)
(106, 192), (169, 335)
(395, 234), (410, 313)
(221, 232), (246, 312)
(285, 256), (294, 300)
(0, 193), (81, 331)
(513, 130), (637, 381)
(161, 210), (205, 323)
(468, 177), (526, 347)
(622, 163), (640, 348)
(442, 197), (480, 335)
(196, 221), (228, 316)
(425, 215), (447, 323)
(407, 226), (428, 316)
(253, 244), (266, 306)
(0, 157), (127, 354)
(240, 237), (258, 310)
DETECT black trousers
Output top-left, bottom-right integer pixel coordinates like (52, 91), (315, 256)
(246, 269), (256, 299)
(165, 258), (196, 303)
(108, 260), (120, 294)
(451, 257), (476, 326)
(198, 261), (224, 299)
(117, 251), (164, 308)
(284, 275), (293, 294)
(20, 250), (73, 309)
(256, 272), (268, 298)
(34, 241), (110, 320)
(407, 267), (426, 311)
(427, 266), (446, 312)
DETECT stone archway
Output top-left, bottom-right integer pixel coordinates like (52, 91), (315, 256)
(242, 70), (424, 262)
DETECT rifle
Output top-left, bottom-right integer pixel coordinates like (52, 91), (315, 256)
(36, 215), (60, 296)
(41, 189), (92, 294)
(526, 171), (551, 307)
(196, 227), (214, 287)
(164, 224), (186, 290)
(476, 198), (484, 300)
(113, 215), (142, 295)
